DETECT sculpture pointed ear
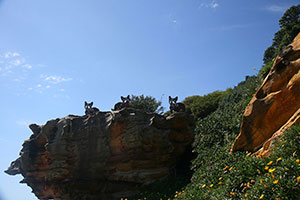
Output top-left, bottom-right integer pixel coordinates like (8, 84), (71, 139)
(169, 96), (171, 100)
(127, 95), (130, 99)
(91, 102), (93, 107)
(175, 96), (178, 102)
(85, 101), (87, 106)
(121, 96), (125, 101)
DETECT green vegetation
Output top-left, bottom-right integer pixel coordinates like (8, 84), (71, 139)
(129, 94), (164, 114)
(178, 125), (300, 200)
(183, 90), (231, 120)
(126, 4), (300, 200)
(263, 4), (300, 64)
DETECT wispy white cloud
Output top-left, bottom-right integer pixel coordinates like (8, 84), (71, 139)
(1, 51), (73, 98)
(265, 5), (288, 12)
(41, 75), (72, 84)
(3, 51), (20, 59)
(22, 64), (32, 69)
(199, 0), (219, 9)
(0, 51), (32, 77)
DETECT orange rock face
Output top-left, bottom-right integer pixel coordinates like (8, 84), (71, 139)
(231, 32), (300, 154)
(5, 109), (193, 200)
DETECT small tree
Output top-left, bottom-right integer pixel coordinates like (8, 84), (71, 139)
(129, 95), (164, 114)
(263, 4), (300, 64)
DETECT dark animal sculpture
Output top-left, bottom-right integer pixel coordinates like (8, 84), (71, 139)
(169, 96), (185, 113)
(113, 95), (130, 111)
(84, 101), (99, 115)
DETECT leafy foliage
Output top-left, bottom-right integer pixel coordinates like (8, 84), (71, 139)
(177, 125), (300, 200)
(263, 4), (300, 64)
(183, 90), (231, 120)
(191, 76), (259, 170)
(129, 94), (164, 114)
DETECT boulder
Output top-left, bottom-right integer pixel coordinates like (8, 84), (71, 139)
(5, 109), (193, 200)
(231, 32), (300, 154)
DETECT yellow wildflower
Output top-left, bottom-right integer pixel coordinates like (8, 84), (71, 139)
(293, 151), (297, 157)
(246, 152), (251, 157)
(272, 175), (276, 179)
(202, 184), (206, 188)
(273, 180), (279, 184)
(266, 173), (270, 176)
(267, 161), (273, 165)
(250, 179), (255, 183)
(272, 58), (275, 61)
(219, 177), (223, 180)
(259, 194), (264, 199)
(269, 168), (276, 173)
(245, 194), (248, 198)
(275, 198), (280, 200)
(174, 194), (178, 198)
(223, 166), (228, 170)
(276, 157), (282, 162)
(210, 184), (213, 188)
(230, 192), (235, 196)
(218, 182), (223, 185)
(264, 166), (269, 170)
(297, 176), (300, 182)
(296, 159), (300, 163)
(260, 179), (263, 183)
(229, 167), (233, 171)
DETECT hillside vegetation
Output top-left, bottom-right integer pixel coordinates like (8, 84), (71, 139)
(129, 4), (300, 200)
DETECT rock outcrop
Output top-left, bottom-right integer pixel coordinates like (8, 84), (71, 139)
(231, 32), (300, 155)
(5, 109), (193, 200)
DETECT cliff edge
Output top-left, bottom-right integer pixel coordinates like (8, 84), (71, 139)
(5, 109), (193, 200)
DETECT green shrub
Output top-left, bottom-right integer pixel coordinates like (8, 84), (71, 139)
(191, 76), (259, 169)
(176, 124), (300, 200)
(183, 90), (231, 120)
(129, 94), (164, 114)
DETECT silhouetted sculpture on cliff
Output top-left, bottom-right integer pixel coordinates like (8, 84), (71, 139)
(169, 96), (185, 113)
(84, 101), (99, 115)
(113, 95), (131, 111)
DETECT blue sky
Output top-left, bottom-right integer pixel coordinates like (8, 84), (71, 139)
(0, 0), (299, 199)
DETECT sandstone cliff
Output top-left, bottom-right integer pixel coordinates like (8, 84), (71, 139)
(5, 109), (193, 200)
(231, 32), (300, 156)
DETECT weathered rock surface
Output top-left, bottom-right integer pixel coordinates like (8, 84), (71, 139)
(5, 109), (193, 200)
(231, 32), (300, 154)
